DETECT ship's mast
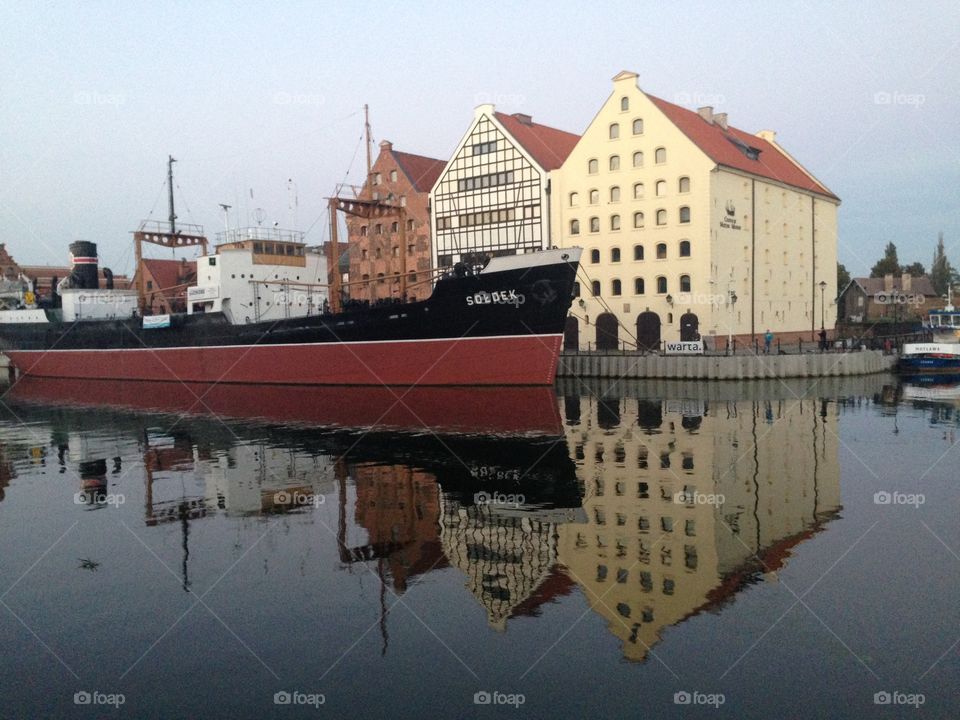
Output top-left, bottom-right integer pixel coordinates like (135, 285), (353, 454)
(167, 155), (177, 235)
(364, 104), (373, 194)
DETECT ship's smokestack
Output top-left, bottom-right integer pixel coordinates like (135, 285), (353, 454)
(68, 241), (99, 289)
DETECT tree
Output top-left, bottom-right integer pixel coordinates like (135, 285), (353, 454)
(837, 262), (850, 291)
(870, 242), (900, 278)
(902, 261), (925, 276)
(931, 232), (954, 297)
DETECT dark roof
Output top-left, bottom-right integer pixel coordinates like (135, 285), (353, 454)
(851, 276), (938, 296)
(647, 95), (838, 199)
(392, 150), (446, 192)
(494, 112), (581, 171)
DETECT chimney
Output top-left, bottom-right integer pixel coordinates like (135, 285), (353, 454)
(512, 113), (533, 126)
(379, 140), (393, 152)
(884, 273), (895, 292)
(697, 106), (714, 124)
(714, 112), (728, 130)
(902, 273), (912, 292)
(756, 129), (777, 144)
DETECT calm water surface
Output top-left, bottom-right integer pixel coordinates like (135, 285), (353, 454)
(0, 376), (957, 719)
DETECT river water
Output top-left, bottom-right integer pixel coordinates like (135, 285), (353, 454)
(0, 375), (956, 718)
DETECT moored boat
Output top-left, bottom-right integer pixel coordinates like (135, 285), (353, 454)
(897, 342), (960, 377)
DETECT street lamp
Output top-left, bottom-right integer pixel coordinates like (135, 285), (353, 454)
(819, 280), (827, 330)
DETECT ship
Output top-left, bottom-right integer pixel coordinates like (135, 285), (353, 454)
(897, 341), (960, 377)
(0, 232), (581, 386)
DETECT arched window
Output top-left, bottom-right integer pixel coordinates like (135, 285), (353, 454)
(656, 209), (667, 226)
(679, 206), (691, 223)
(610, 186), (620, 202)
(679, 240), (691, 257)
(375, 223), (383, 234)
(679, 176), (690, 193)
(633, 151), (644, 168)
(612, 279), (622, 296)
(621, 97), (629, 112)
(656, 243), (667, 259)
(657, 276), (667, 294)
(590, 248), (600, 263)
(588, 158), (598, 174)
(609, 155), (620, 171)
(633, 212), (644, 229)
(611, 214), (621, 231)
(634, 278), (645, 294)
(633, 244), (644, 261)
(632, 118), (643, 134)
(591, 280), (601, 296)
(609, 123), (620, 139)
(589, 189), (599, 204)
(611, 247), (621, 262)
(680, 275), (691, 292)
(633, 182), (644, 199)
(570, 219), (580, 235)
(360, 225), (368, 236)
(655, 147), (666, 164)
(655, 180), (666, 197)
(569, 192), (579, 206)
(391, 221), (399, 233)
(590, 217), (600, 233)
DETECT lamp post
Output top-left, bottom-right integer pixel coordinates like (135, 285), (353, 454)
(819, 280), (827, 331)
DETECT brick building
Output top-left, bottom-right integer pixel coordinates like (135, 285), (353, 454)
(838, 274), (943, 324)
(345, 141), (446, 302)
(132, 258), (197, 315)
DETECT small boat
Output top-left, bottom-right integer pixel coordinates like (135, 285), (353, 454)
(897, 342), (960, 377)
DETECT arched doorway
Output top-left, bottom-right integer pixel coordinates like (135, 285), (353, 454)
(680, 311), (700, 341)
(595, 313), (619, 350)
(563, 316), (579, 350)
(636, 311), (661, 351)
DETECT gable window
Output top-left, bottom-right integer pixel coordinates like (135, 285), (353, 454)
(679, 176), (690, 193)
(609, 123), (620, 139)
(633, 212), (644, 229)
(591, 280), (601, 296)
(588, 158), (599, 174)
(655, 147), (666, 164)
(679, 206), (691, 223)
(610, 186), (620, 202)
(621, 97), (629, 112)
(609, 155), (620, 171)
(570, 219), (580, 235)
(632, 151), (644, 168)
(611, 247), (621, 262)
(590, 248), (600, 263)
(633, 245), (644, 261)
(389, 170), (398, 182)
(569, 192), (579, 206)
(373, 173), (382, 185)
(657, 276), (667, 294)
(632, 118), (643, 134)
(590, 217), (600, 233)
(656, 180), (666, 197)
(634, 278), (645, 294)
(656, 243), (667, 259)
(633, 182), (644, 199)
(612, 279), (622, 296)
(679, 240), (691, 257)
(400, 195), (407, 207)
(611, 214), (621, 231)
(589, 189), (599, 204)
(656, 209), (667, 226)
(680, 275), (691, 292)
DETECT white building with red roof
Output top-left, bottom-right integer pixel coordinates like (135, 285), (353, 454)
(429, 105), (580, 270)
(553, 71), (840, 350)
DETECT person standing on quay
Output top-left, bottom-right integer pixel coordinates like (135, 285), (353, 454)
(764, 330), (773, 354)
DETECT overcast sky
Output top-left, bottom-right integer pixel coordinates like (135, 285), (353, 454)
(1, 0), (957, 278)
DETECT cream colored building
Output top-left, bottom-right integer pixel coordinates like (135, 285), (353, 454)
(552, 71), (840, 350)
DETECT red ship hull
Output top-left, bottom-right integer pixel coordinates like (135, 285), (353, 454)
(5, 333), (563, 386)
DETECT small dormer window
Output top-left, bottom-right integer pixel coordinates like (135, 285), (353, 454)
(727, 135), (762, 160)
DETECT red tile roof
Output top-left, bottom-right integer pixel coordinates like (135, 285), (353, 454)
(494, 112), (581, 171)
(142, 258), (196, 293)
(647, 95), (837, 199)
(392, 150), (446, 192)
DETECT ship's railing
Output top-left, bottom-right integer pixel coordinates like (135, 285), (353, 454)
(137, 219), (205, 236)
(216, 227), (305, 245)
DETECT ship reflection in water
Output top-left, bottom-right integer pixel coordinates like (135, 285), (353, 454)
(0, 376), (845, 664)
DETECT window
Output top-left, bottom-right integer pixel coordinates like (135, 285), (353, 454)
(591, 280), (601, 296)
(569, 192), (579, 206)
(360, 225), (367, 237)
(590, 248), (600, 263)
(400, 195), (407, 207)
(679, 240), (691, 257)
(632, 118), (643, 134)
(589, 189), (599, 204)
(633, 212), (644, 229)
(633, 244), (644, 261)
(208, 257), (216, 266)
(657, 276), (667, 294)
(391, 221), (399, 233)
(656, 243), (667, 259)
(146, 280), (153, 290)
(373, 173), (382, 185)
(621, 97), (629, 111)
(375, 223), (383, 234)
(656, 209), (666, 226)
(570, 219), (580, 235)
(473, 140), (497, 155)
(361, 273), (369, 281)
(611, 247), (621, 262)
(611, 214), (621, 231)
(633, 182), (644, 199)
(655, 147), (666, 164)
(609, 155), (620, 171)
(590, 217), (600, 233)
(679, 206), (691, 223)
(573, 282), (580, 297)
(408, 272), (417, 283)
(679, 176), (690, 193)
(612, 279), (622, 296)
(680, 275), (691, 292)
(588, 158), (599, 174)
(610, 186), (620, 202)
(392, 246), (399, 257)
(656, 180), (667, 197)
(634, 278), (645, 294)
(632, 151), (643, 168)
(375, 247), (382, 259)
(408, 244), (415, 255)
(389, 170), (398, 182)
(377, 273), (385, 284)
(407, 219), (414, 231)
(609, 123), (620, 139)
(361, 249), (368, 260)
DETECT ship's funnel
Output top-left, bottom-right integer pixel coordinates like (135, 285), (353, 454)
(68, 241), (99, 289)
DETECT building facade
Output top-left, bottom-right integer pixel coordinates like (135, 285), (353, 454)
(552, 71), (840, 350)
(430, 106), (579, 270)
(345, 141), (445, 303)
(838, 274), (943, 324)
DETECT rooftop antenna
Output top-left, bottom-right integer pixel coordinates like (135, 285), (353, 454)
(167, 155), (177, 235)
(253, 207), (265, 227)
(218, 203), (232, 233)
